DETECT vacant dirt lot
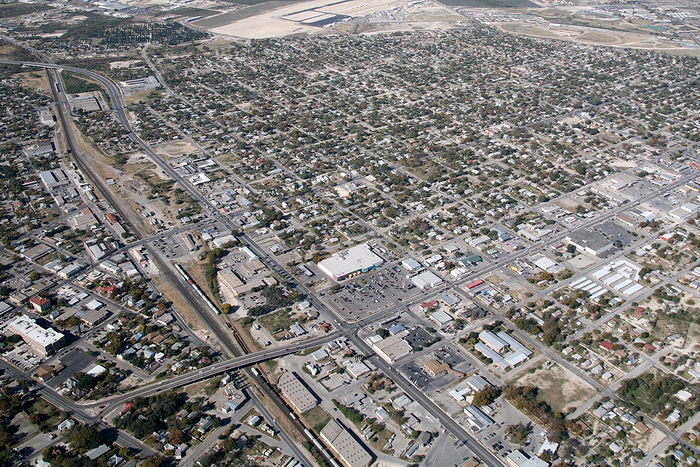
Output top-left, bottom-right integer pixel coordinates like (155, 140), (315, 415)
(513, 362), (596, 414)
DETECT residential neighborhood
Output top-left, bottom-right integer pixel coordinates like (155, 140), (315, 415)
(0, 0), (699, 465)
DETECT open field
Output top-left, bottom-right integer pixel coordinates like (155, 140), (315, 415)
(155, 140), (199, 159)
(513, 362), (596, 414)
(302, 405), (331, 432)
(206, 0), (404, 38)
(498, 22), (700, 54)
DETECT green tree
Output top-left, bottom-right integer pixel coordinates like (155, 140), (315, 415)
(140, 456), (164, 467)
(472, 386), (501, 407)
(67, 424), (103, 453)
(506, 422), (530, 444)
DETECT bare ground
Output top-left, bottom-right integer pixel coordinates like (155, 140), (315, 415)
(513, 362), (597, 414)
(152, 276), (207, 331)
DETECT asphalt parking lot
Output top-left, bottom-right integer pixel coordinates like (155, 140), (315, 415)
(328, 266), (418, 318)
(49, 348), (94, 388)
(434, 345), (464, 367)
(153, 235), (189, 259)
(401, 363), (430, 389)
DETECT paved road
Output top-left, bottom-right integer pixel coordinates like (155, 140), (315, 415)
(80, 332), (340, 412)
(0, 57), (319, 463)
(3, 56), (698, 467)
(0, 361), (156, 456)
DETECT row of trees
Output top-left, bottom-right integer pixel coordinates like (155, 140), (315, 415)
(503, 385), (568, 443)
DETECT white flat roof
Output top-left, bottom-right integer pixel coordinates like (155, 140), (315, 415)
(590, 289), (607, 300)
(603, 273), (624, 285)
(621, 283), (644, 295)
(411, 270), (443, 289)
(318, 243), (383, 279)
(401, 258), (422, 270)
(430, 310), (453, 325)
(612, 278), (633, 290)
(8, 315), (64, 347)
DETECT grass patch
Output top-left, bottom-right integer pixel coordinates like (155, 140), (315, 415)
(302, 406), (331, 433)
(184, 380), (210, 397)
(296, 346), (321, 357)
(258, 308), (295, 334)
(515, 363), (596, 413)
(62, 72), (101, 94)
(25, 398), (65, 433)
(371, 429), (393, 451)
(263, 360), (278, 371)
(215, 152), (241, 166)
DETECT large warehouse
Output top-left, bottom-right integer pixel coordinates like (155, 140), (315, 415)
(317, 243), (384, 281)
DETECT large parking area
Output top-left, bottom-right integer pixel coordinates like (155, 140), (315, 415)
(48, 348), (94, 388)
(401, 345), (477, 392)
(151, 234), (191, 259)
(324, 265), (419, 318)
(4, 344), (43, 371)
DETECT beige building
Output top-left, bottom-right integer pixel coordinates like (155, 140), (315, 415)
(217, 269), (245, 297)
(370, 330), (412, 363)
(320, 419), (374, 467)
(278, 371), (318, 413)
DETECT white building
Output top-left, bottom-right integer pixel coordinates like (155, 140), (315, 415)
(565, 229), (613, 257)
(411, 270), (443, 289)
(8, 315), (65, 355)
(318, 243), (384, 281)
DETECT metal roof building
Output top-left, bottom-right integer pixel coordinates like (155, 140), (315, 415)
(320, 419), (374, 467)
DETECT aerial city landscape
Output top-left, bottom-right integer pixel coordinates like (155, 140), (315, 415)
(0, 0), (700, 465)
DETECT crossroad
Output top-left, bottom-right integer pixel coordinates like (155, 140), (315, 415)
(1, 52), (698, 467)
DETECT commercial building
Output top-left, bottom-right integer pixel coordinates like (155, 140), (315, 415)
(370, 330), (412, 363)
(317, 243), (384, 281)
(479, 330), (510, 354)
(278, 371), (318, 413)
(401, 258), (422, 272)
(212, 234), (237, 248)
(80, 309), (109, 327)
(181, 233), (198, 251)
(22, 244), (53, 261)
(449, 375), (492, 401)
(57, 263), (82, 279)
(8, 315), (65, 355)
(506, 450), (550, 467)
(343, 360), (371, 379)
(220, 390), (246, 412)
(429, 310), (454, 327)
(410, 270), (443, 289)
(320, 419), (374, 467)
(28, 296), (51, 313)
(465, 374), (492, 392)
(424, 359), (463, 378)
(69, 207), (99, 230)
(464, 405), (493, 431)
(217, 269), (245, 297)
(475, 330), (532, 370)
(86, 300), (105, 310)
(565, 229), (614, 257)
(38, 168), (66, 189)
